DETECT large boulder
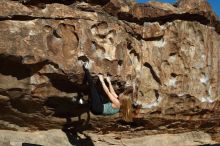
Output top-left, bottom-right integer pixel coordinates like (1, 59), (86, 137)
(0, 2), (219, 144)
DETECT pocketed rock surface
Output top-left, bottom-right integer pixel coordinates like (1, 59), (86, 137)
(0, 0), (220, 145)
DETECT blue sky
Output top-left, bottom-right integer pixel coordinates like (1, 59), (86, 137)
(136, 0), (220, 18)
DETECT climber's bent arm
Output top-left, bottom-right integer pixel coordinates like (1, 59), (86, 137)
(98, 75), (120, 108)
(106, 77), (118, 98)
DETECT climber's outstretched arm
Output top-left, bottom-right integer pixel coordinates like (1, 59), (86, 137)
(98, 75), (120, 108)
(106, 76), (118, 98)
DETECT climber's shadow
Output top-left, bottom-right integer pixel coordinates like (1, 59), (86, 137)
(45, 95), (94, 145)
(45, 95), (90, 126)
(62, 124), (94, 146)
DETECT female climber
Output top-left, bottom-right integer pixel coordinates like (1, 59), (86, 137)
(83, 63), (134, 122)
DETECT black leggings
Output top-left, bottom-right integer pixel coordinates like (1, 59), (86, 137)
(84, 69), (104, 115)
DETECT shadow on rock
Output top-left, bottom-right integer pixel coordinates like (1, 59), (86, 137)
(46, 96), (94, 145)
(62, 121), (94, 146)
(22, 143), (43, 146)
(45, 96), (90, 125)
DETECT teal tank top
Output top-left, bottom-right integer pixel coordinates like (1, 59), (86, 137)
(103, 102), (120, 115)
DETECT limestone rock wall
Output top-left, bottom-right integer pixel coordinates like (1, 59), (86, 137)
(0, 0), (220, 130)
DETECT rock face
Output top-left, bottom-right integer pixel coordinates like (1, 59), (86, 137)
(0, 0), (220, 144)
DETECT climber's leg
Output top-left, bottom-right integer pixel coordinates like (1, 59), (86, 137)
(89, 85), (104, 115)
(83, 66), (103, 115)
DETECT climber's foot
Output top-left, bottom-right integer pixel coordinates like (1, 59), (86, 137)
(83, 61), (90, 71)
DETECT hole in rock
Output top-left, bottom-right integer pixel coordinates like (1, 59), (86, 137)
(109, 38), (114, 44)
(97, 21), (108, 30)
(130, 50), (140, 61)
(139, 90), (144, 97)
(169, 52), (176, 56)
(170, 73), (178, 77)
(78, 56), (90, 62)
(154, 89), (159, 99)
(118, 60), (123, 66)
(127, 41), (132, 50)
(107, 29), (116, 36)
(96, 34), (106, 39)
(53, 30), (62, 38)
(144, 36), (164, 41)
